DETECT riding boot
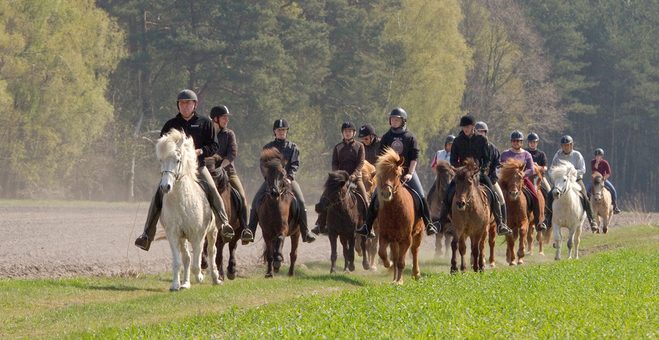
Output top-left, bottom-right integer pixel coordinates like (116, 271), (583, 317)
(355, 193), (378, 239)
(544, 193), (554, 228)
(312, 196), (329, 235)
(247, 206), (259, 234)
(435, 182), (455, 234)
(134, 188), (163, 251)
(580, 192), (599, 232)
(491, 196), (512, 236)
(298, 208), (317, 243)
(239, 197), (253, 244)
(421, 197), (438, 236)
(500, 202), (508, 225)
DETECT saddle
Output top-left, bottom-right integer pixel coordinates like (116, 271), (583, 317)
(403, 184), (424, 221)
(522, 187), (534, 213)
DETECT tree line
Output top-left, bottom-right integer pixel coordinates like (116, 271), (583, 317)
(0, 0), (657, 212)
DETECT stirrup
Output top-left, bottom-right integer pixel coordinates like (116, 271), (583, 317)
(221, 224), (235, 243)
(355, 224), (375, 239)
(497, 223), (512, 236)
(426, 222), (438, 236)
(590, 222), (599, 232)
(613, 206), (621, 214)
(241, 229), (254, 244)
(302, 231), (317, 243)
(134, 234), (151, 251)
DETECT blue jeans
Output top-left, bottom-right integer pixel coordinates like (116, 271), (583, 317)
(586, 180), (618, 206)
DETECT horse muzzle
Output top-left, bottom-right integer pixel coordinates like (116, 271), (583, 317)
(509, 190), (519, 201)
(456, 200), (466, 211)
(381, 189), (393, 202)
(269, 187), (281, 198)
(552, 188), (561, 200)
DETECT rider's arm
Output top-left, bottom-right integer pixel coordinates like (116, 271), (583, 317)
(287, 144), (300, 181)
(408, 160), (417, 176)
(523, 153), (535, 178)
(352, 143), (365, 177)
(575, 153), (586, 178)
(331, 144), (340, 172)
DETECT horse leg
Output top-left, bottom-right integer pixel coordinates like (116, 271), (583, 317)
(526, 225), (534, 255)
(537, 229), (545, 256)
(450, 234), (459, 274)
(265, 243), (274, 278)
(190, 237), (205, 285)
(206, 227), (221, 285)
(553, 226), (562, 261)
(340, 235), (350, 273)
(227, 237), (238, 280)
(566, 227), (575, 260)
(435, 233), (443, 258)
(360, 235), (370, 270)
(347, 234), (356, 272)
(390, 242), (404, 285)
(478, 233), (487, 272)
(168, 237), (182, 291)
(368, 235), (379, 270)
(506, 233), (514, 266)
(488, 225), (496, 267)
(329, 233), (338, 274)
(411, 233), (422, 280)
(470, 236), (480, 272)
(379, 238), (392, 269)
(288, 233), (298, 277)
(445, 231), (453, 259)
(179, 237), (192, 290)
(518, 225), (527, 265)
(574, 224), (582, 260)
(273, 235), (285, 273)
(459, 236), (467, 272)
(215, 237), (225, 282)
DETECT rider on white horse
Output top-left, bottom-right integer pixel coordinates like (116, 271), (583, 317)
(586, 148), (621, 214)
(312, 122), (369, 235)
(500, 131), (547, 232)
(135, 90), (233, 251)
(545, 135), (598, 231)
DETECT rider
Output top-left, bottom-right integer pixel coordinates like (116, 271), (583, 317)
(427, 134), (455, 199)
(475, 121), (507, 231)
(545, 135), (599, 231)
(435, 115), (512, 236)
(245, 119), (317, 243)
(358, 124), (380, 165)
(355, 108), (439, 238)
(586, 148), (621, 214)
(134, 90), (232, 251)
(206, 105), (251, 242)
(312, 122), (369, 235)
(525, 132), (550, 193)
(500, 131), (547, 231)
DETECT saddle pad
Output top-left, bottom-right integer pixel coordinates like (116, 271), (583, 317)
(403, 184), (424, 220)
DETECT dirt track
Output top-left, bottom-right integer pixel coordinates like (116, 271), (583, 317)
(0, 203), (657, 279)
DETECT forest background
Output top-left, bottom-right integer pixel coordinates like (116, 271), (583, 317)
(1, 0), (657, 212)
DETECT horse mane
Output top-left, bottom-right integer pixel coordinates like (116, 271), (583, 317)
(592, 171), (603, 185)
(156, 129), (198, 181)
(375, 147), (403, 178)
(454, 158), (478, 182)
(550, 163), (577, 183)
(213, 166), (231, 193)
(324, 170), (350, 195)
(261, 147), (286, 170)
(499, 159), (524, 185)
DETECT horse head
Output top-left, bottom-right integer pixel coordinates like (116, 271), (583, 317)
(261, 147), (289, 199)
(454, 158), (479, 211)
(500, 159), (525, 201)
(375, 147), (404, 203)
(324, 170), (351, 203)
(156, 129), (198, 194)
(591, 171), (604, 202)
(550, 164), (577, 200)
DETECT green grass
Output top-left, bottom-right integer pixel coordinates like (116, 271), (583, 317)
(2, 224), (659, 339)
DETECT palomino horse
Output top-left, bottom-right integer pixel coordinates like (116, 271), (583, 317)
(202, 166), (247, 282)
(355, 160), (378, 270)
(428, 160), (454, 258)
(322, 171), (365, 273)
(156, 129), (220, 291)
(499, 159), (543, 265)
(450, 159), (493, 273)
(526, 163), (552, 255)
(590, 171), (613, 234)
(550, 163), (585, 260)
(375, 147), (424, 285)
(258, 148), (300, 278)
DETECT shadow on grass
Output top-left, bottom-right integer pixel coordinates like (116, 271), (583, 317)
(88, 285), (162, 292)
(296, 273), (366, 287)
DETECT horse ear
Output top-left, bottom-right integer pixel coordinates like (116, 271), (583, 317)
(397, 156), (405, 167)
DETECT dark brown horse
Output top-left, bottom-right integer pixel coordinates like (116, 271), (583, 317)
(450, 159), (493, 273)
(375, 147), (423, 285)
(428, 160), (455, 258)
(355, 160), (378, 270)
(322, 170), (365, 273)
(526, 163), (552, 255)
(498, 159), (531, 265)
(258, 148), (300, 278)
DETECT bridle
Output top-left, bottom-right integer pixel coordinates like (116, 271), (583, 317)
(160, 152), (184, 181)
(381, 177), (409, 196)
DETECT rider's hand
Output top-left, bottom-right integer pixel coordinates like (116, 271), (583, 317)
(349, 174), (357, 182)
(195, 149), (202, 156)
(403, 173), (413, 182)
(286, 178), (292, 184)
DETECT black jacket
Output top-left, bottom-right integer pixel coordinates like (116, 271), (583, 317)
(363, 136), (381, 165)
(379, 126), (419, 170)
(263, 138), (300, 181)
(487, 142), (501, 183)
(526, 148), (548, 167)
(161, 113), (218, 168)
(450, 130), (490, 170)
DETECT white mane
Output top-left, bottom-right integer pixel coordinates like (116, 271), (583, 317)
(156, 129), (199, 181)
(550, 163), (577, 184)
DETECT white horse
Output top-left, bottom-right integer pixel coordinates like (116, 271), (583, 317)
(549, 163), (586, 260)
(157, 129), (220, 291)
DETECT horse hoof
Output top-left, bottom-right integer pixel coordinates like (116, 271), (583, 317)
(508, 262), (515, 266)
(273, 260), (281, 270)
(265, 273), (273, 278)
(369, 266), (378, 272)
(362, 263), (371, 270)
(169, 286), (180, 292)
(196, 274), (204, 283)
(330, 269), (336, 274)
(349, 263), (356, 272)
(227, 272), (236, 280)
(603, 228), (608, 234)
(539, 252), (545, 256)
(180, 282), (191, 290)
(490, 262), (496, 268)
(274, 267), (280, 273)
(518, 260), (524, 265)
(343, 268), (350, 273)
(552, 243), (558, 249)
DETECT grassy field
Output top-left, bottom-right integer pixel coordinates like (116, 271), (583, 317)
(2, 224), (659, 339)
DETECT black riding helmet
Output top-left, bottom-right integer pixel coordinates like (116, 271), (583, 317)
(510, 131), (524, 141)
(210, 105), (231, 119)
(594, 148), (604, 156)
(459, 115), (476, 127)
(358, 124), (376, 138)
(527, 132), (539, 142)
(560, 135), (573, 144)
(341, 121), (357, 131)
(176, 89), (198, 109)
(389, 107), (408, 121)
(273, 118), (290, 131)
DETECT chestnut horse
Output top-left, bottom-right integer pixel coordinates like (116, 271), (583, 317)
(201, 166), (246, 282)
(322, 170), (365, 273)
(376, 147), (424, 285)
(428, 160), (455, 258)
(590, 171), (613, 234)
(499, 159), (546, 265)
(450, 159), (493, 273)
(526, 163), (552, 255)
(355, 160), (378, 270)
(258, 148), (300, 278)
